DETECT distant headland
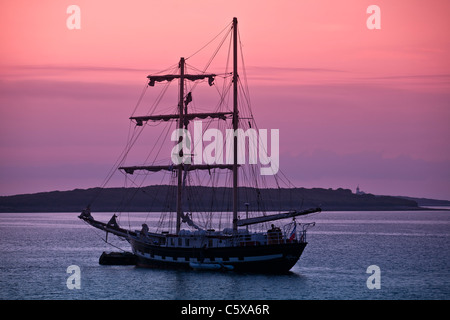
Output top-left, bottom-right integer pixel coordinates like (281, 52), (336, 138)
(0, 185), (448, 213)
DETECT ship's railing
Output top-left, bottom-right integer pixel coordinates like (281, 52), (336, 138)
(134, 222), (316, 247)
(282, 221), (316, 244)
(298, 222), (316, 243)
(233, 221), (316, 246)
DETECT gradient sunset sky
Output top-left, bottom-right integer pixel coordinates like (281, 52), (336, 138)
(1, 0), (449, 200)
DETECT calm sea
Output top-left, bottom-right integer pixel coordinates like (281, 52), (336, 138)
(0, 210), (449, 300)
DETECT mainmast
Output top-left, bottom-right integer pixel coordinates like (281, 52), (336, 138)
(176, 57), (185, 234)
(232, 17), (239, 232)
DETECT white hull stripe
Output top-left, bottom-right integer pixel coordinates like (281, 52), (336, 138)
(136, 251), (283, 264)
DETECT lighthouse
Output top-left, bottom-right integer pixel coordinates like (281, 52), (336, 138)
(356, 185), (365, 195)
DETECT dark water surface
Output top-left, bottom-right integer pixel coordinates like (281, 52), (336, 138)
(1, 210), (449, 300)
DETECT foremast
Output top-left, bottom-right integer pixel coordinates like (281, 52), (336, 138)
(232, 17), (239, 233)
(176, 57), (185, 234)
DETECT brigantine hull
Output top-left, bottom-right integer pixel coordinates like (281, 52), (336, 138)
(130, 238), (307, 273)
(79, 209), (316, 273)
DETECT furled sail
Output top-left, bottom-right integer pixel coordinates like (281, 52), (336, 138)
(131, 112), (232, 126)
(147, 74), (216, 86)
(119, 164), (236, 175)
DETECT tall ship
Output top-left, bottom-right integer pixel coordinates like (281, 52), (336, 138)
(79, 18), (321, 273)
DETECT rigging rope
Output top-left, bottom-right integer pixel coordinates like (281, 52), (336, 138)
(186, 21), (233, 61)
(85, 18), (317, 233)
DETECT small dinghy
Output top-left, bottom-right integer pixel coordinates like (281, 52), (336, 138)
(189, 261), (234, 271)
(99, 251), (137, 265)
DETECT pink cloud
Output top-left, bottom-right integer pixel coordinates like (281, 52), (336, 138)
(1, 1), (449, 200)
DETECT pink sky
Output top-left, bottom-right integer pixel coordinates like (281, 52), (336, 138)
(1, 0), (449, 200)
